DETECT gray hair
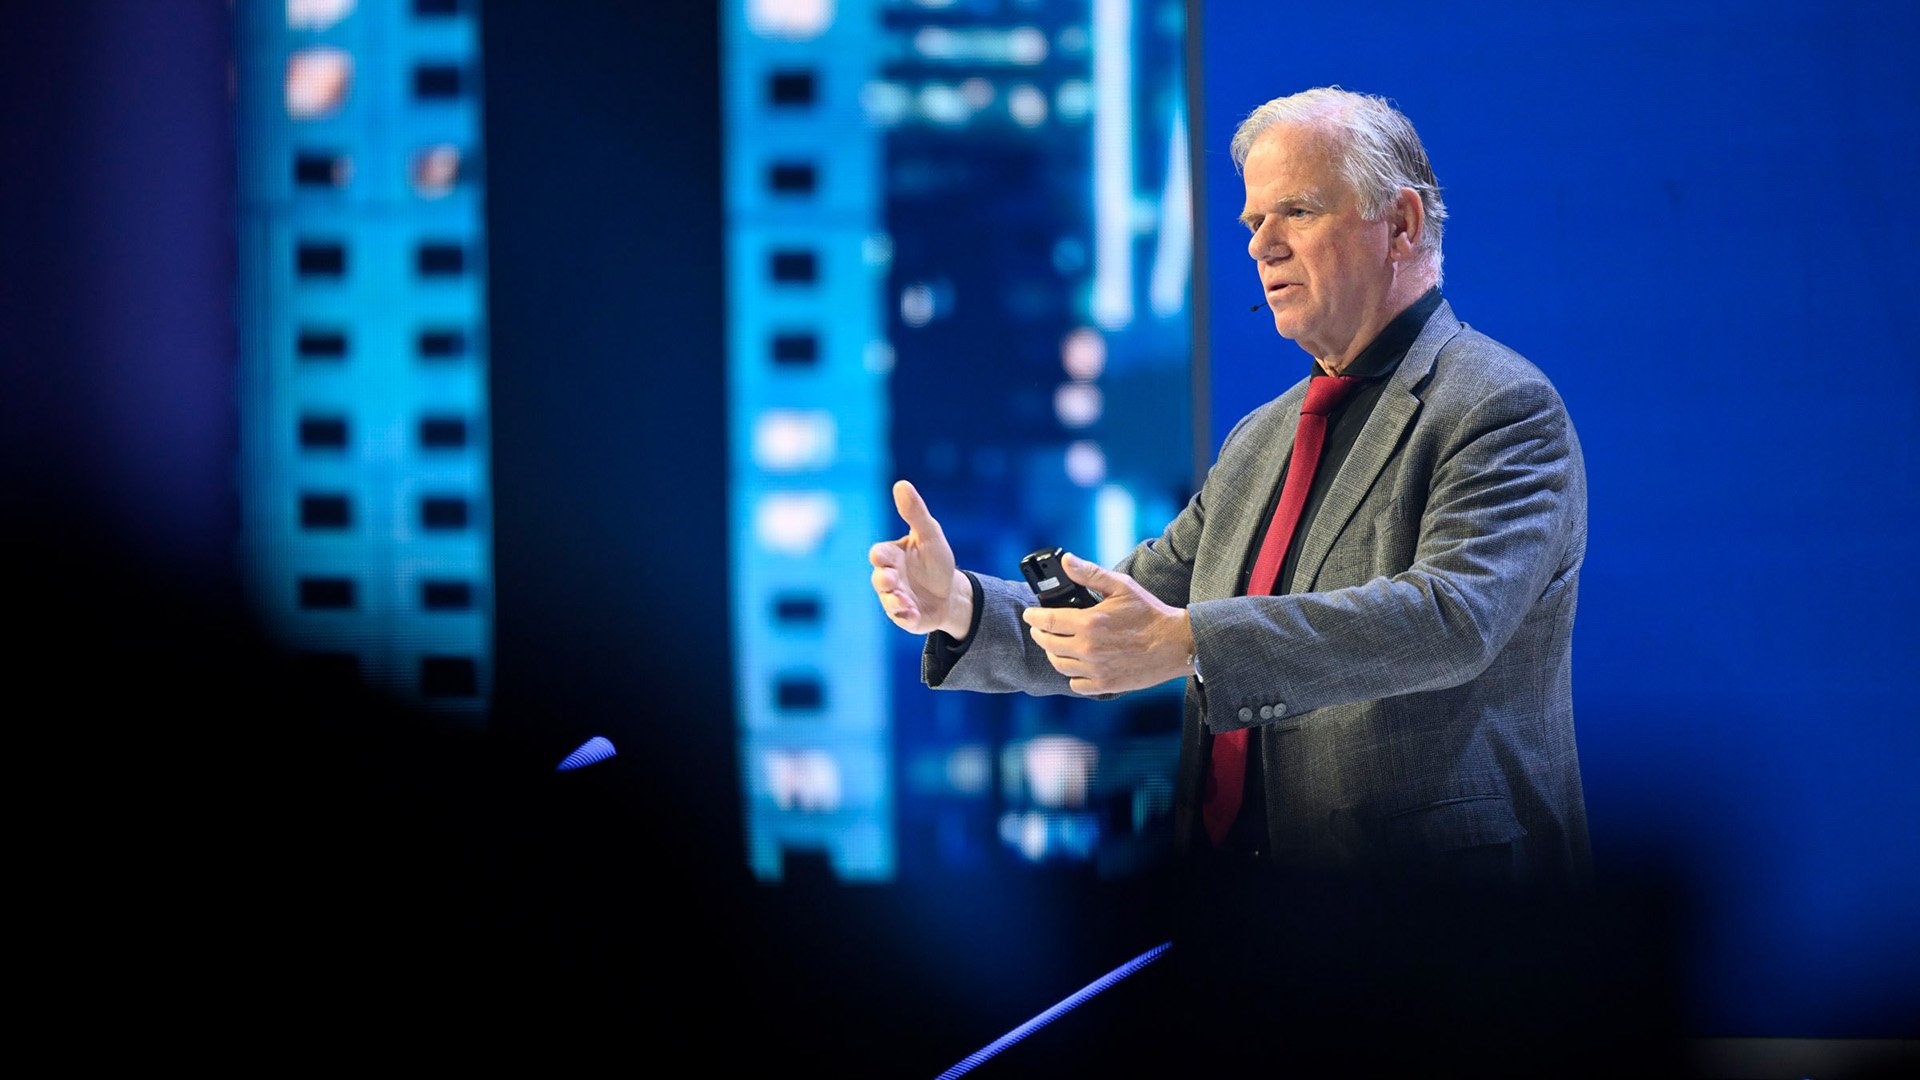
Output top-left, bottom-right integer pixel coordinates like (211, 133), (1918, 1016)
(1230, 87), (1447, 283)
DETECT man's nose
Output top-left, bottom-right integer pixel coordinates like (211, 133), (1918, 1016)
(1247, 224), (1287, 261)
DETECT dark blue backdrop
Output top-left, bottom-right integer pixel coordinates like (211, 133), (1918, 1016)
(5, 0), (1914, 1066)
(1201, 0), (1920, 1037)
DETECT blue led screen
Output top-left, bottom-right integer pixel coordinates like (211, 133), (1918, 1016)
(234, 0), (496, 720)
(724, 0), (1195, 884)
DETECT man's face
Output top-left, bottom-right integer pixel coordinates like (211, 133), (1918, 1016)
(1239, 123), (1398, 363)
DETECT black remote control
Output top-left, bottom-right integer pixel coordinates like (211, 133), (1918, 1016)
(1019, 547), (1101, 608)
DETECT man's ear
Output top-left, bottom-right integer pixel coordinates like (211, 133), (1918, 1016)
(1388, 186), (1424, 261)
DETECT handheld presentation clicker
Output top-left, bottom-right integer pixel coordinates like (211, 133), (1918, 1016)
(1018, 546), (1100, 608)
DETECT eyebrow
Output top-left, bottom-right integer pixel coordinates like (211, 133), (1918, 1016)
(1239, 189), (1325, 228)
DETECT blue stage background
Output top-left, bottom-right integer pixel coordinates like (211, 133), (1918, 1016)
(1199, 0), (1920, 1037)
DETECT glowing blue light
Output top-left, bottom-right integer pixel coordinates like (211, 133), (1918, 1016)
(1148, 102), (1191, 318)
(1089, 0), (1135, 329)
(934, 941), (1173, 1079)
(555, 736), (616, 772)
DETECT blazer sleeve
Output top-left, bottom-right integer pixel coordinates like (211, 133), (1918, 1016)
(1185, 372), (1581, 731)
(920, 569), (1075, 695)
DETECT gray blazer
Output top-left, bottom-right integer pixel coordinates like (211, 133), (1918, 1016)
(925, 301), (1591, 885)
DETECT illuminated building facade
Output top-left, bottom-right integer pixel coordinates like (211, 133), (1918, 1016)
(235, 0), (495, 723)
(726, 0), (1194, 882)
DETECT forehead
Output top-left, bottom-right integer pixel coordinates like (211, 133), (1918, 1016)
(1240, 122), (1349, 205)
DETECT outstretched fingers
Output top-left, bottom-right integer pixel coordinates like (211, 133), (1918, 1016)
(892, 479), (944, 541)
(869, 540), (903, 569)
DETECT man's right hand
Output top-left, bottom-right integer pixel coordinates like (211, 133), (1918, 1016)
(869, 479), (973, 640)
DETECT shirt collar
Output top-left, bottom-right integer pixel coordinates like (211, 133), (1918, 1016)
(1315, 287), (1443, 380)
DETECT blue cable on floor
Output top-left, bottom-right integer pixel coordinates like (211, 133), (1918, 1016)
(933, 941), (1172, 1080)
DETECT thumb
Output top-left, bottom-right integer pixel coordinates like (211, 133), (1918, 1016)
(893, 479), (944, 540)
(1061, 552), (1119, 592)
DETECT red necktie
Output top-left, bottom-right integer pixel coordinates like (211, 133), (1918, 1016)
(1202, 373), (1365, 847)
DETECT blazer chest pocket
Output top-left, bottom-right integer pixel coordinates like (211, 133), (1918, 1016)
(1368, 495), (1424, 567)
(1318, 496), (1423, 586)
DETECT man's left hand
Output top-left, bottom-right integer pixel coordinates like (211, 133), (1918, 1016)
(1022, 553), (1195, 696)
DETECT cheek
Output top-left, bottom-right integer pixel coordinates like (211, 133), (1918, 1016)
(1298, 237), (1333, 271)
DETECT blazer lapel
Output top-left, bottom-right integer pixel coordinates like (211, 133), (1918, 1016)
(1203, 390), (1304, 599)
(1293, 301), (1462, 591)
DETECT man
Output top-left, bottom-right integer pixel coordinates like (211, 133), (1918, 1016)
(869, 87), (1589, 891)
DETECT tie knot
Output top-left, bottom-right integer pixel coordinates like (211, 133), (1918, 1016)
(1301, 374), (1365, 416)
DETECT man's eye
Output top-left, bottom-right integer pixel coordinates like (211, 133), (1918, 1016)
(1288, 208), (1311, 218)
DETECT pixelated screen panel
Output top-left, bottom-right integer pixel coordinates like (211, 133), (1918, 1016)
(724, 0), (1195, 884)
(236, 0), (495, 719)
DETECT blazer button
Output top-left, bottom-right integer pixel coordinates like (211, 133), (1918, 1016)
(1273, 703), (1286, 717)
(1237, 707), (1252, 722)
(1258, 705), (1273, 720)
